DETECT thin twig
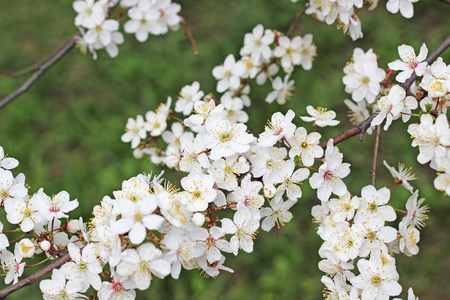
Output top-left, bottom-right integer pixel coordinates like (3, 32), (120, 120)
(0, 33), (80, 110)
(0, 252), (70, 299)
(401, 34), (450, 90)
(286, 4), (310, 37)
(181, 16), (198, 56)
(371, 125), (382, 186)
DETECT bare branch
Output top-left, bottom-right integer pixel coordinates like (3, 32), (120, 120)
(437, 0), (450, 4)
(181, 16), (199, 56)
(0, 252), (70, 299)
(0, 33), (80, 110)
(286, 4), (310, 37)
(319, 114), (376, 148)
(371, 125), (382, 186)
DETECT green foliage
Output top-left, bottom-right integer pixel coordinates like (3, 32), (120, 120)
(0, 0), (449, 299)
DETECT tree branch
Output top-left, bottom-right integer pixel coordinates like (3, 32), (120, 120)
(0, 33), (80, 110)
(0, 252), (70, 299)
(437, 0), (450, 4)
(319, 114), (376, 148)
(371, 125), (382, 186)
(286, 4), (310, 37)
(180, 16), (198, 56)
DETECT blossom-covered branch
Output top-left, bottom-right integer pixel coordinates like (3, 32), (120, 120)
(0, 252), (70, 299)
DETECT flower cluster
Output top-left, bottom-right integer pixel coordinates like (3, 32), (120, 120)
(296, 0), (420, 40)
(1, 4), (448, 299)
(74, 0), (181, 59)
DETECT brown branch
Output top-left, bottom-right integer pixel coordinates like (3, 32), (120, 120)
(0, 33), (80, 110)
(371, 125), (382, 186)
(0, 252), (70, 299)
(401, 34), (450, 90)
(286, 4), (310, 37)
(319, 113), (377, 148)
(181, 16), (198, 56)
(437, 0), (450, 4)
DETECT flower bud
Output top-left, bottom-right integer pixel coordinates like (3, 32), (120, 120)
(264, 184), (276, 198)
(133, 148), (144, 159)
(18, 238), (35, 258)
(40, 240), (51, 252)
(191, 213), (205, 227)
(238, 156), (247, 164)
(67, 219), (81, 233)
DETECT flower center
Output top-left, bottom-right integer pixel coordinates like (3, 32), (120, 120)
(371, 275), (382, 287)
(192, 190), (202, 199)
(368, 202), (378, 213)
(220, 132), (232, 142)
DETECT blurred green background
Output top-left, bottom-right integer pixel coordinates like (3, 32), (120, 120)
(1, 0), (449, 299)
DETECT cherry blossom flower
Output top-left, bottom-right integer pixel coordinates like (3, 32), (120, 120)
(40, 269), (85, 300)
(403, 191), (428, 229)
(5, 195), (42, 232)
(344, 99), (373, 134)
(73, 0), (106, 28)
(0, 221), (9, 251)
(250, 146), (287, 185)
(328, 192), (360, 222)
(298, 34), (316, 70)
(61, 243), (102, 292)
(240, 24), (275, 64)
(350, 251), (402, 299)
(358, 219), (398, 257)
(121, 115), (146, 149)
(116, 243), (171, 290)
(98, 273), (136, 300)
(193, 226), (232, 263)
(398, 221), (420, 256)
(175, 81), (204, 116)
(300, 106), (340, 127)
(221, 210), (260, 255)
(0, 146), (19, 170)
(420, 57), (450, 98)
(265, 75), (295, 104)
(274, 36), (302, 69)
(354, 185), (396, 224)
(343, 48), (385, 103)
(383, 161), (416, 193)
(269, 160), (310, 202)
(309, 140), (350, 201)
(35, 189), (79, 222)
(211, 155), (249, 191)
(111, 197), (164, 245)
(407, 113), (450, 165)
(260, 199), (296, 231)
(371, 85), (405, 130)
(287, 126), (323, 166)
(386, 0), (419, 19)
(178, 172), (217, 212)
(258, 110), (296, 147)
(124, 5), (161, 42)
(0, 169), (28, 206)
(388, 43), (428, 83)
(212, 54), (246, 93)
(203, 115), (254, 160)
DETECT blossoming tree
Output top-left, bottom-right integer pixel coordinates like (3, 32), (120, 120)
(0, 0), (449, 299)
